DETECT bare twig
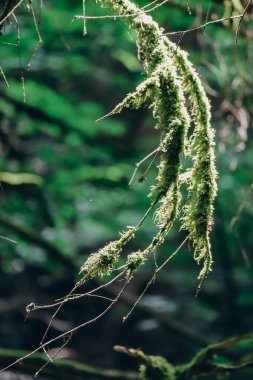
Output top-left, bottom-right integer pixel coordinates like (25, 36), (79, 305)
(74, 0), (169, 21)
(35, 333), (72, 377)
(25, 0), (43, 72)
(164, 14), (243, 36)
(0, 66), (9, 87)
(0, 0), (25, 26)
(235, 0), (253, 43)
(122, 237), (188, 322)
(31, 272), (124, 310)
(28, 0), (43, 43)
(203, 0), (213, 37)
(129, 148), (160, 186)
(39, 283), (80, 350)
(0, 235), (17, 243)
(230, 183), (253, 228)
(0, 281), (128, 375)
(0, 347), (138, 379)
(37, 271), (126, 350)
(12, 13), (26, 102)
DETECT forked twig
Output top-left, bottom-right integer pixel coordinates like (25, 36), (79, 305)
(0, 280), (128, 375)
(28, 0), (43, 43)
(235, 0), (253, 43)
(74, 0), (169, 21)
(35, 334), (72, 377)
(129, 148), (160, 186)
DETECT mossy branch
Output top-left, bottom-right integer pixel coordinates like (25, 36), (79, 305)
(80, 0), (217, 289)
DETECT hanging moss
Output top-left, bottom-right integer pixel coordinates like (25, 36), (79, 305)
(0, 1), (26, 33)
(80, 0), (217, 289)
(164, 40), (217, 284)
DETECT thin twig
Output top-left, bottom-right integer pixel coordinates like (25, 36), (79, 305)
(129, 148), (160, 186)
(35, 334), (72, 377)
(164, 14), (243, 36)
(31, 271), (125, 310)
(203, 0), (212, 37)
(0, 281), (128, 375)
(39, 282), (81, 349)
(0, 235), (17, 243)
(123, 237), (188, 322)
(26, 1), (43, 72)
(142, 0), (161, 10)
(134, 194), (161, 230)
(74, 0), (169, 21)
(12, 13), (26, 102)
(0, 66), (9, 87)
(235, 0), (252, 43)
(230, 183), (253, 227)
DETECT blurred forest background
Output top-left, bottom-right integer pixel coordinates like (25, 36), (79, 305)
(0, 0), (253, 379)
